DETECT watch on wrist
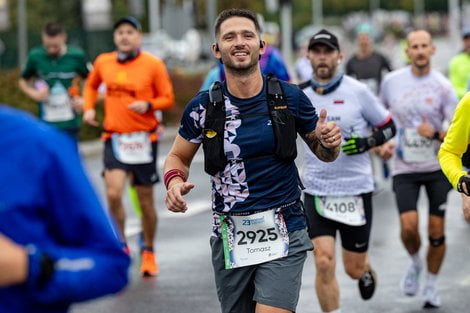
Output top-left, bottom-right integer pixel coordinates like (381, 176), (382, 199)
(433, 131), (439, 140)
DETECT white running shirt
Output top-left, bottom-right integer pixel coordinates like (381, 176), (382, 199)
(301, 75), (391, 196)
(379, 67), (458, 175)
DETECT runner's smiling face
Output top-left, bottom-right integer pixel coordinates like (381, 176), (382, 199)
(307, 43), (341, 82)
(213, 17), (264, 75)
(114, 23), (142, 54)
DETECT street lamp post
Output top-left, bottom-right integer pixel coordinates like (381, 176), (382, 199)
(280, 0), (293, 66)
(148, 0), (160, 33)
(312, 0), (323, 27)
(413, 0), (425, 29)
(448, 0), (460, 54)
(18, 0), (27, 68)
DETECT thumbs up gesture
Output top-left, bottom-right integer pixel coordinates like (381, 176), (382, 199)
(315, 109), (342, 149)
(417, 115), (435, 139)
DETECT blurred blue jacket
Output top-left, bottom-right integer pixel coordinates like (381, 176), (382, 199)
(0, 105), (130, 313)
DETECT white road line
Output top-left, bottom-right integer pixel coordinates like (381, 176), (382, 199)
(161, 199), (211, 218)
(124, 199), (211, 237)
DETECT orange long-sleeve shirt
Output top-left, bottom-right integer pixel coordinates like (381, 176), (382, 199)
(84, 51), (174, 141)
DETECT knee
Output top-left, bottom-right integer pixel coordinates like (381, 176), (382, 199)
(315, 254), (335, 279)
(401, 223), (418, 240)
(345, 263), (364, 280)
(106, 189), (122, 208)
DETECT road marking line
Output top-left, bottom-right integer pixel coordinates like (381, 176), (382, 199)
(161, 199), (211, 218)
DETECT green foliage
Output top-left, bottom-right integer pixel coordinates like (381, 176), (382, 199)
(7, 0), (130, 32)
(0, 69), (37, 114)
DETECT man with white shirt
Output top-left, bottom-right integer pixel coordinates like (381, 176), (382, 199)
(379, 30), (458, 309)
(299, 29), (396, 313)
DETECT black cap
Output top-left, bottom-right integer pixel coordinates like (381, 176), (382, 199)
(308, 29), (340, 51)
(113, 16), (142, 31)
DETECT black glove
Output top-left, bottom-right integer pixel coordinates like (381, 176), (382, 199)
(342, 135), (376, 155)
(457, 175), (470, 196)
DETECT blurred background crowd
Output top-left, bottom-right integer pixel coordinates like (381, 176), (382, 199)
(0, 0), (469, 140)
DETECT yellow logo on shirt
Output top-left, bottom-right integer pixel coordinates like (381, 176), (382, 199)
(117, 71), (127, 82)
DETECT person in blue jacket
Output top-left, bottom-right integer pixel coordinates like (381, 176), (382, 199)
(0, 105), (130, 313)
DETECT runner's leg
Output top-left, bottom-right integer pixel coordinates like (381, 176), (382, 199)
(400, 211), (420, 255)
(104, 169), (128, 239)
(427, 215), (445, 274)
(313, 236), (339, 312)
(135, 185), (156, 250)
(255, 304), (291, 313)
(342, 250), (368, 279)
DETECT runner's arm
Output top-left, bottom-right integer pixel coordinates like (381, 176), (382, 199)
(18, 78), (48, 102)
(438, 94), (470, 189)
(149, 59), (175, 111)
(24, 131), (130, 303)
(301, 130), (340, 162)
(342, 117), (396, 155)
(300, 109), (341, 162)
(164, 135), (199, 212)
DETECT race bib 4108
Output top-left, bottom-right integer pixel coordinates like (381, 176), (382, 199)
(315, 195), (366, 226)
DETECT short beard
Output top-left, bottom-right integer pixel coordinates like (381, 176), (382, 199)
(314, 65), (336, 81)
(414, 59), (429, 70)
(224, 59), (259, 77)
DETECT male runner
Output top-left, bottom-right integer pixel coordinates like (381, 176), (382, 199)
(164, 9), (341, 313)
(300, 29), (396, 313)
(83, 16), (174, 277)
(379, 30), (458, 308)
(19, 22), (88, 139)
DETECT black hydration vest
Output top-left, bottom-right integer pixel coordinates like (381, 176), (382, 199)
(202, 75), (297, 176)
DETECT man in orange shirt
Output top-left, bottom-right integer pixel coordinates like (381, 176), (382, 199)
(83, 16), (174, 277)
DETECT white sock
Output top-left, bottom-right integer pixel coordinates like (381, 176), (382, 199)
(410, 252), (422, 268)
(425, 272), (438, 288)
(325, 309), (341, 313)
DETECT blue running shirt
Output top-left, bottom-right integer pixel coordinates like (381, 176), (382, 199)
(179, 77), (317, 214)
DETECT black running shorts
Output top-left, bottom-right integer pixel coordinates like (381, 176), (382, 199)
(392, 170), (452, 217)
(303, 192), (373, 253)
(103, 140), (159, 186)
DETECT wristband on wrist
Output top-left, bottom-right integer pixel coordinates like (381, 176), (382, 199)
(433, 131), (440, 140)
(164, 169), (187, 190)
(146, 102), (152, 112)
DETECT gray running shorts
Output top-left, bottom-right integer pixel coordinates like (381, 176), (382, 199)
(210, 228), (313, 313)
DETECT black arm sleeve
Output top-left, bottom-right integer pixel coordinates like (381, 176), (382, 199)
(368, 118), (396, 147)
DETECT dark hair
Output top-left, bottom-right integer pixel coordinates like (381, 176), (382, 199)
(42, 22), (65, 37)
(214, 9), (261, 38)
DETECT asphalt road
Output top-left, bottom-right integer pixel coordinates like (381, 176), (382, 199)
(71, 133), (470, 313)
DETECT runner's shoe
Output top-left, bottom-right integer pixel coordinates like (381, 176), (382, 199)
(423, 285), (441, 309)
(140, 251), (159, 277)
(358, 269), (377, 300)
(400, 261), (422, 296)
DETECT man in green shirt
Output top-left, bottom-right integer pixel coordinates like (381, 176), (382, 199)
(19, 22), (89, 139)
(449, 28), (470, 100)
